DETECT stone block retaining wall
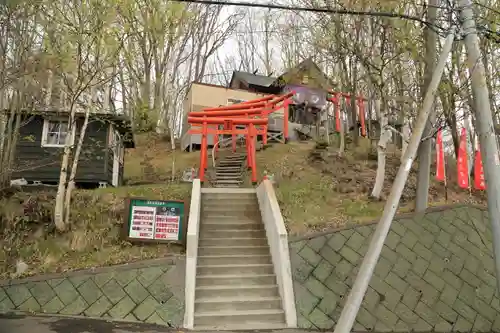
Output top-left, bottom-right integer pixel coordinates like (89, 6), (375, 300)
(0, 257), (185, 327)
(290, 205), (500, 332)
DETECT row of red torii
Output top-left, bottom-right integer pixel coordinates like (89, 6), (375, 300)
(187, 90), (368, 184)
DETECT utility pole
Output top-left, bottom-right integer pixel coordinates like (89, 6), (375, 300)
(458, 0), (500, 292)
(333, 29), (456, 333)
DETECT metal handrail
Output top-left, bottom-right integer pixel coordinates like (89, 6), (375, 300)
(211, 135), (246, 168)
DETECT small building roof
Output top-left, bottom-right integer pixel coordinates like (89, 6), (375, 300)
(2, 109), (135, 148)
(229, 71), (277, 88)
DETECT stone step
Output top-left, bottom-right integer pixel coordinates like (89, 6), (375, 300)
(199, 237), (268, 247)
(221, 154), (246, 158)
(218, 160), (244, 164)
(197, 254), (271, 266)
(215, 172), (243, 176)
(195, 284), (279, 299)
(215, 177), (243, 182)
(201, 189), (255, 195)
(215, 174), (242, 179)
(194, 322), (287, 331)
(198, 245), (269, 256)
(202, 216), (261, 224)
(216, 166), (243, 170)
(201, 198), (257, 204)
(215, 174), (242, 178)
(222, 157), (247, 161)
(213, 180), (243, 184)
(193, 309), (285, 327)
(201, 195), (259, 206)
(195, 296), (282, 312)
(214, 184), (241, 188)
(216, 169), (243, 173)
(203, 211), (260, 218)
(197, 264), (274, 276)
(201, 204), (258, 212)
(201, 222), (263, 231)
(196, 274), (277, 287)
(215, 172), (242, 176)
(217, 165), (244, 170)
(200, 229), (265, 238)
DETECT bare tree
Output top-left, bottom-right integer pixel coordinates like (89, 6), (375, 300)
(43, 0), (122, 230)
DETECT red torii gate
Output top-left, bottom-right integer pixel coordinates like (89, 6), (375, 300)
(328, 90), (367, 137)
(187, 92), (295, 183)
(188, 117), (266, 184)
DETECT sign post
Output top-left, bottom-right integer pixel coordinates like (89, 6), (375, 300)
(123, 198), (187, 245)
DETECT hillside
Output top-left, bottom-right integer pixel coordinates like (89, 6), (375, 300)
(0, 133), (486, 279)
(251, 138), (486, 235)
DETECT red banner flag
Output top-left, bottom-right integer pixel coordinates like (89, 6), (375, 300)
(436, 130), (446, 182)
(334, 93), (341, 132)
(457, 127), (469, 189)
(474, 149), (486, 190)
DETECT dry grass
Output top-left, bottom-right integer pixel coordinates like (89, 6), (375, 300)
(124, 132), (199, 185)
(0, 183), (191, 279)
(0, 133), (487, 278)
(0, 133), (195, 279)
(252, 139), (486, 235)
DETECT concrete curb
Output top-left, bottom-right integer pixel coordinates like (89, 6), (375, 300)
(288, 203), (487, 242)
(0, 256), (182, 287)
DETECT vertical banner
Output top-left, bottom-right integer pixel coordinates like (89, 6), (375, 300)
(334, 93), (341, 132)
(358, 97), (366, 137)
(474, 148), (486, 190)
(457, 127), (469, 189)
(436, 129), (446, 182)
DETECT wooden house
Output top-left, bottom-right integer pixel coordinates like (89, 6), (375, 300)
(5, 110), (134, 188)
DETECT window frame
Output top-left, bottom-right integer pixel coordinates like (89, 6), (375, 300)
(227, 98), (246, 105)
(41, 117), (75, 148)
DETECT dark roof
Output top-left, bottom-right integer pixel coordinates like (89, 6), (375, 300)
(229, 71), (277, 88)
(2, 109), (135, 148)
(228, 59), (336, 90)
(275, 58), (336, 89)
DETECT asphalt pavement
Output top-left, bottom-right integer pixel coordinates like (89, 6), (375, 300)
(0, 313), (174, 333)
(0, 313), (319, 333)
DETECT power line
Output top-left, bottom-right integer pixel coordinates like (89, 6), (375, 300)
(168, 0), (448, 33)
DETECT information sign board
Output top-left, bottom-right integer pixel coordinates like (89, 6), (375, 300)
(123, 198), (186, 245)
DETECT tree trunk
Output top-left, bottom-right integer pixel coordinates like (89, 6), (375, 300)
(54, 109), (76, 231)
(371, 100), (391, 199)
(415, 0), (438, 212)
(63, 110), (90, 225)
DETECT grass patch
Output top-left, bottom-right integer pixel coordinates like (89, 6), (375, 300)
(124, 132), (199, 184)
(0, 183), (190, 279)
(253, 140), (485, 235)
(0, 132), (487, 278)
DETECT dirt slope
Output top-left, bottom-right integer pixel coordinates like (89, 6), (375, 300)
(0, 134), (485, 278)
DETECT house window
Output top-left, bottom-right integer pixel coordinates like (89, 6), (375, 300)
(227, 98), (246, 105)
(41, 118), (73, 147)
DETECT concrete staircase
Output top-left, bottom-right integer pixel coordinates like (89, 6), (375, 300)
(212, 153), (246, 188)
(193, 190), (286, 330)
